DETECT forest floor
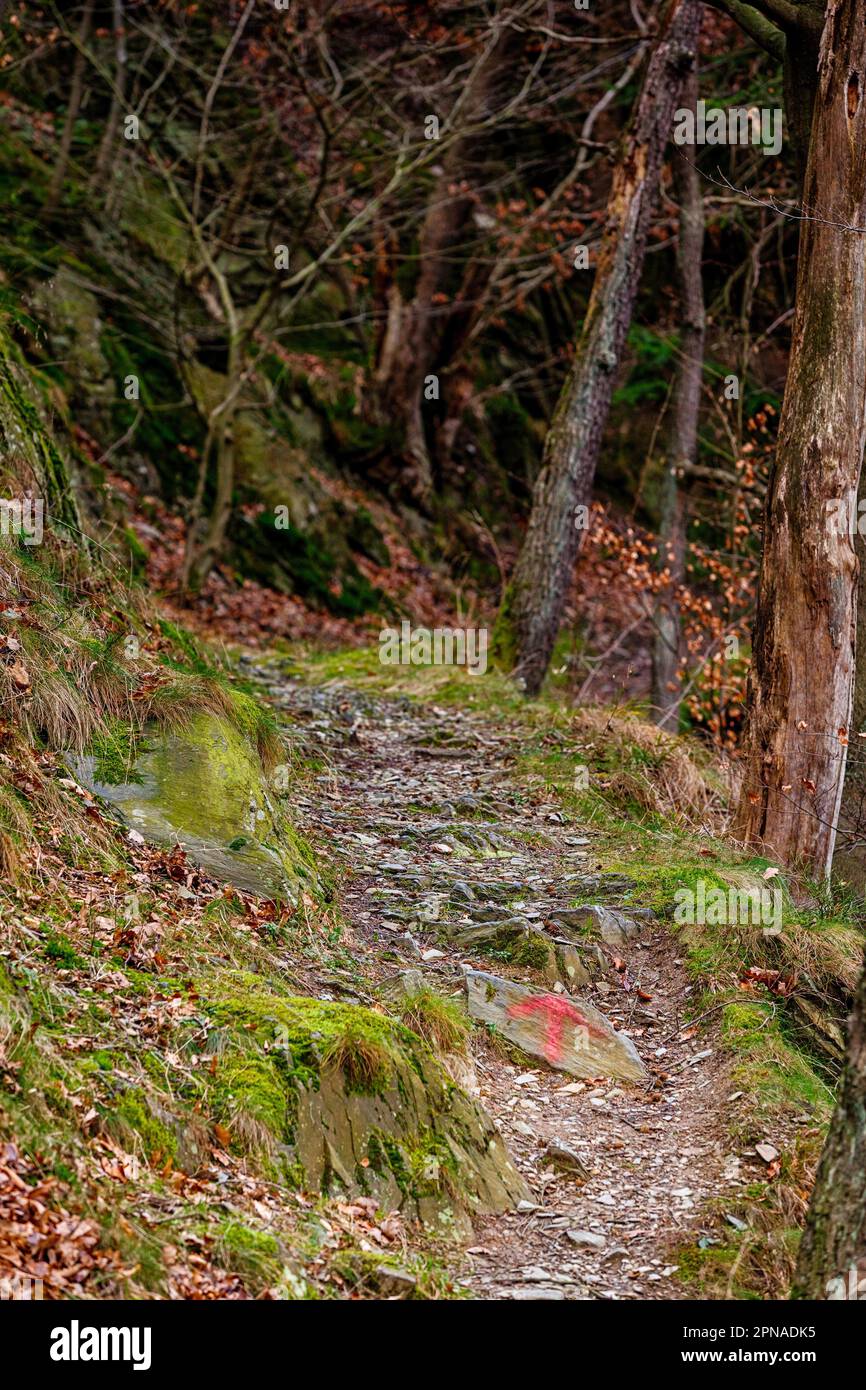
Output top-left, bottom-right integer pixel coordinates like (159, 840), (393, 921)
(256, 657), (746, 1300)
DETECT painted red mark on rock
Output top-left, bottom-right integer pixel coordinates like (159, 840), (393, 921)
(506, 993), (607, 1065)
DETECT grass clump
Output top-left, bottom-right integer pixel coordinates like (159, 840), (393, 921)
(399, 987), (469, 1055)
(213, 1219), (283, 1293)
(322, 1024), (395, 1095)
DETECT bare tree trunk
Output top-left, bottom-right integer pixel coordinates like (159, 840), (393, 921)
(792, 947), (866, 1298)
(836, 470), (866, 864)
(495, 0), (701, 694)
(373, 27), (514, 504)
(182, 323), (242, 595)
(735, 0), (866, 877)
(652, 66), (705, 727)
(91, 0), (127, 197)
(46, 0), (95, 216)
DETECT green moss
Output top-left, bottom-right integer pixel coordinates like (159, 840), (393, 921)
(210, 1053), (291, 1146)
(110, 1088), (178, 1166)
(508, 934), (553, 971)
(721, 999), (832, 1122)
(121, 526), (149, 574)
(76, 712), (314, 901)
(88, 723), (146, 786)
(42, 931), (86, 969)
(490, 583), (518, 673)
(213, 1219), (282, 1292)
(205, 984), (426, 1098)
(674, 1240), (746, 1298)
(407, 1132), (460, 1199)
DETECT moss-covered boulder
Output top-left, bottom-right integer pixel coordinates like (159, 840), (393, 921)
(72, 713), (311, 901)
(30, 267), (116, 416)
(202, 983), (529, 1228)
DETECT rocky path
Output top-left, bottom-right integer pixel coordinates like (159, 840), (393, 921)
(255, 662), (740, 1300)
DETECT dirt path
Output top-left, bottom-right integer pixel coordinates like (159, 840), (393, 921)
(257, 661), (740, 1300)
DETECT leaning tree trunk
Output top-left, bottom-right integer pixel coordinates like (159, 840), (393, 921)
(735, 0), (866, 877)
(792, 947), (866, 1298)
(652, 64), (705, 727)
(496, 0), (701, 694)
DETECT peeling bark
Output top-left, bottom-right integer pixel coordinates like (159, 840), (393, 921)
(735, 0), (866, 877)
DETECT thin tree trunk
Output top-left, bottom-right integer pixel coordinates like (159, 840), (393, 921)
(46, 0), (95, 216)
(792, 947), (866, 1298)
(182, 328), (242, 594)
(735, 0), (866, 877)
(836, 471), (866, 862)
(652, 66), (705, 727)
(495, 0), (701, 694)
(91, 0), (127, 197)
(373, 27), (514, 504)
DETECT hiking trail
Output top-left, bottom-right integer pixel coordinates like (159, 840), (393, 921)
(255, 660), (740, 1300)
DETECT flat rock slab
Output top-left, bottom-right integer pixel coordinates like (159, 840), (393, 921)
(550, 904), (642, 948)
(465, 969), (646, 1083)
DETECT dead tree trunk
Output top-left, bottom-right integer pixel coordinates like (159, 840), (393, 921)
(652, 66), (705, 727)
(495, 0), (701, 694)
(792, 947), (866, 1298)
(735, 0), (866, 877)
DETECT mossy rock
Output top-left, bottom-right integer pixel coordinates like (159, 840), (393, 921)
(30, 267), (115, 411)
(203, 984), (529, 1228)
(72, 713), (311, 901)
(183, 368), (387, 613)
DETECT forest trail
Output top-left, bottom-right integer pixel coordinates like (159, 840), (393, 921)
(255, 660), (742, 1300)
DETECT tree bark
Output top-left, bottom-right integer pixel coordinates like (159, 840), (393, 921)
(735, 0), (866, 877)
(496, 0), (701, 694)
(373, 27), (515, 504)
(91, 0), (127, 198)
(652, 66), (705, 727)
(46, 0), (95, 216)
(792, 947), (866, 1298)
(836, 469), (866, 865)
